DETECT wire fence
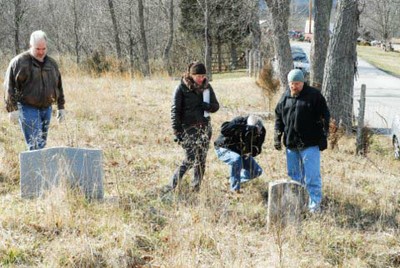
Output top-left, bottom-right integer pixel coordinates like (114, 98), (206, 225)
(353, 84), (400, 134)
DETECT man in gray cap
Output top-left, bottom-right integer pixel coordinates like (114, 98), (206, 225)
(274, 69), (330, 213)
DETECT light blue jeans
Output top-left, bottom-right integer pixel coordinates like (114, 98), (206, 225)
(18, 103), (52, 151)
(215, 147), (263, 191)
(286, 146), (322, 211)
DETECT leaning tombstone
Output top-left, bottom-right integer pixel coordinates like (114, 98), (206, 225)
(20, 146), (104, 200)
(267, 179), (308, 231)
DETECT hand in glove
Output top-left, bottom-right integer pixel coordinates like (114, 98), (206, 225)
(318, 137), (328, 151)
(274, 130), (282, 151)
(8, 110), (19, 123)
(174, 132), (183, 144)
(57, 109), (66, 123)
(202, 102), (211, 112)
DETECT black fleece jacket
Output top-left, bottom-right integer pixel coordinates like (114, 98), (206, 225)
(214, 115), (266, 157)
(274, 84), (330, 149)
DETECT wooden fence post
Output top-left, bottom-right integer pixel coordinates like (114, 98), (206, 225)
(356, 84), (366, 155)
(248, 49), (253, 77)
(254, 50), (260, 78)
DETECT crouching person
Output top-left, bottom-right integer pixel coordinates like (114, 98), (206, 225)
(214, 115), (266, 193)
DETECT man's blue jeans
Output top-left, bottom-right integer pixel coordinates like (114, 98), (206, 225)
(18, 103), (52, 151)
(286, 146), (322, 211)
(215, 147), (263, 191)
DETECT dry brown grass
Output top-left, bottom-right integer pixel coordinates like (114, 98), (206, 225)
(1, 69), (400, 267)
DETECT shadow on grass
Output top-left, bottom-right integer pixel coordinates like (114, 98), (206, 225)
(322, 195), (399, 230)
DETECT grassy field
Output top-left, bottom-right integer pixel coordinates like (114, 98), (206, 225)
(357, 45), (400, 77)
(1, 60), (400, 267)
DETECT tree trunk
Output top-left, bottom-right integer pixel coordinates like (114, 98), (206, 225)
(248, 0), (262, 76)
(128, 4), (135, 77)
(230, 42), (237, 70)
(217, 37), (222, 72)
(138, 0), (150, 77)
(204, 0), (212, 80)
(13, 0), (23, 55)
(322, 0), (360, 131)
(47, 0), (62, 54)
(265, 0), (292, 91)
(310, 0), (333, 89)
(162, 0), (174, 76)
(250, 0), (261, 51)
(107, 0), (122, 61)
(72, 0), (81, 64)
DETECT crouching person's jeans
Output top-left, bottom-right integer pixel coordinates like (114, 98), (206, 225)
(18, 103), (52, 151)
(215, 147), (262, 191)
(286, 146), (322, 212)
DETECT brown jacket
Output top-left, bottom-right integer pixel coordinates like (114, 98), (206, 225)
(4, 51), (65, 112)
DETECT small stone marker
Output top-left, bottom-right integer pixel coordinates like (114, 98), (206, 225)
(267, 179), (308, 231)
(20, 146), (104, 200)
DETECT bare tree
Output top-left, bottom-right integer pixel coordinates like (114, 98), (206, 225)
(161, 0), (174, 75)
(265, 0), (292, 91)
(138, 0), (150, 77)
(310, 0), (333, 89)
(107, 0), (122, 60)
(361, 0), (400, 49)
(196, 0), (213, 80)
(245, 0), (262, 76)
(249, 0), (262, 52)
(11, 0), (28, 54)
(46, 0), (62, 54)
(0, 0), (257, 77)
(322, 0), (360, 131)
(37, 0), (106, 60)
(127, 3), (138, 75)
(71, 0), (82, 63)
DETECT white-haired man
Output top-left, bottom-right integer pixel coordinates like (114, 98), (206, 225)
(4, 30), (66, 150)
(214, 115), (266, 193)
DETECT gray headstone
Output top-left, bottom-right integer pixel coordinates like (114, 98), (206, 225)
(20, 146), (104, 200)
(267, 179), (308, 231)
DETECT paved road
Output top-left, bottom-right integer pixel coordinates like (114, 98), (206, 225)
(293, 41), (400, 129)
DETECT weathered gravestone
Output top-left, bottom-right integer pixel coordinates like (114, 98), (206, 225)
(267, 179), (308, 231)
(20, 147), (104, 200)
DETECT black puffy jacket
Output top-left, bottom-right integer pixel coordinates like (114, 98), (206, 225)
(214, 116), (266, 157)
(171, 78), (219, 134)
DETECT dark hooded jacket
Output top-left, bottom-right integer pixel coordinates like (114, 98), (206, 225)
(274, 84), (330, 149)
(214, 115), (266, 157)
(171, 76), (219, 134)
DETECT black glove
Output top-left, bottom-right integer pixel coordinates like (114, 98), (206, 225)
(318, 137), (328, 151)
(202, 102), (211, 112)
(274, 130), (282, 151)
